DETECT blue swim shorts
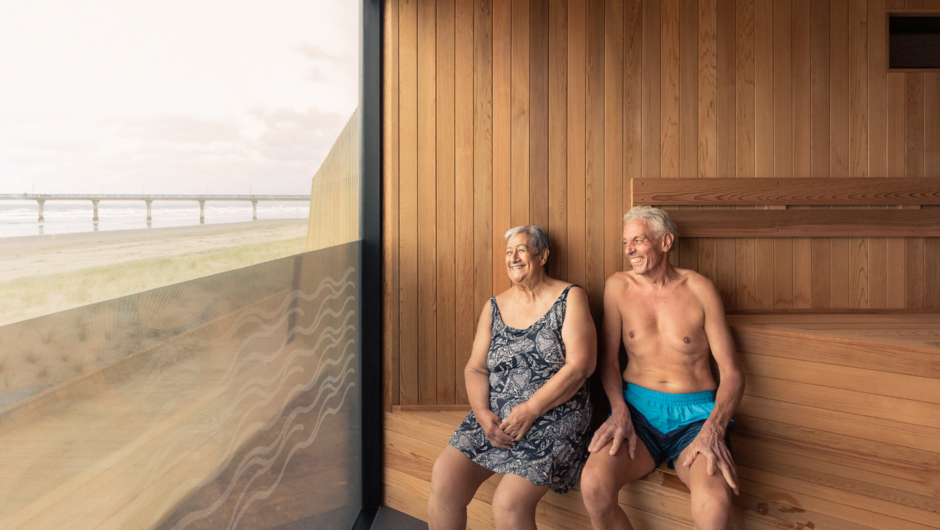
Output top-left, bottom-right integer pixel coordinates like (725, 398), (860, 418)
(623, 384), (734, 469)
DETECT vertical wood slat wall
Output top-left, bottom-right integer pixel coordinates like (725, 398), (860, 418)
(383, 0), (940, 408)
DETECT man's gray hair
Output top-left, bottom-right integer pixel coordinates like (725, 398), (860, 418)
(623, 206), (679, 239)
(504, 225), (551, 255)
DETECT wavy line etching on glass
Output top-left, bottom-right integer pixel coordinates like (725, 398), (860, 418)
(0, 249), (361, 530)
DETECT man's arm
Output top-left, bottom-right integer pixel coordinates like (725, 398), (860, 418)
(587, 275), (638, 457)
(681, 276), (745, 493)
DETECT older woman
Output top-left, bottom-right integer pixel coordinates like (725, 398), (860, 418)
(428, 226), (597, 530)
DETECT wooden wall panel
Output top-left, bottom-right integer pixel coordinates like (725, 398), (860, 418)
(384, 0), (940, 402)
(399, 0), (419, 405)
(492, 0), (511, 295)
(381, 5), (940, 527)
(437, 0), (456, 404)
(417, 0), (438, 404)
(383, 0), (400, 410)
(586, 0), (607, 319)
(530, 0), (549, 230)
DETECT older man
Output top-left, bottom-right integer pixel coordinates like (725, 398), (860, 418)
(580, 206), (744, 529)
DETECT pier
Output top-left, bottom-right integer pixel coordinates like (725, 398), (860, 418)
(0, 194), (311, 224)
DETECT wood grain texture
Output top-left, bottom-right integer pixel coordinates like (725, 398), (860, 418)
(927, 237), (940, 308)
(753, 0), (772, 179)
(384, 0), (401, 410)
(399, 0), (419, 405)
(605, 0), (624, 282)
(811, 0), (831, 180)
(473, 0), (493, 325)
(667, 209), (940, 237)
(717, 0), (736, 179)
(631, 177), (940, 205)
(661, 0), (681, 179)
(383, 308), (940, 526)
(436, 0), (456, 403)
(906, 237), (925, 308)
(624, 0), (643, 272)
(454, 0), (474, 403)
(679, 0), (698, 181)
(927, 74), (940, 183)
(830, 0), (849, 179)
(383, 0), (940, 408)
(791, 0), (812, 308)
(567, 0), (586, 287)
(643, 0), (662, 180)
(888, 73), (906, 178)
(735, 0), (755, 179)
(698, 0), (718, 179)
(585, 0), (606, 319)
(511, 0), (530, 227)
(529, 0), (549, 230)
(906, 73), (925, 180)
(548, 0), (568, 279)
(492, 0), (511, 295)
(417, 0), (438, 404)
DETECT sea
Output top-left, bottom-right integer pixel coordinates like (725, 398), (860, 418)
(0, 200), (310, 239)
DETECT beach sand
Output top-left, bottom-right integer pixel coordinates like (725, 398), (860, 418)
(1, 219), (308, 281)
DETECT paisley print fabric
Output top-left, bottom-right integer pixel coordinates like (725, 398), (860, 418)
(448, 285), (592, 494)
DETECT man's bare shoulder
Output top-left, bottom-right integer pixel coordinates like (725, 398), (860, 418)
(677, 268), (724, 307)
(605, 271), (638, 293)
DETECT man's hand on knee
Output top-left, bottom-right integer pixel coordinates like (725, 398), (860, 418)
(588, 408), (636, 458)
(681, 426), (739, 495)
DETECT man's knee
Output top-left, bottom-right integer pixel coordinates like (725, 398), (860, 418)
(580, 460), (620, 514)
(690, 480), (733, 528)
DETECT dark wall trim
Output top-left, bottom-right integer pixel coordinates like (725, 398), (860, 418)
(359, 0), (384, 513)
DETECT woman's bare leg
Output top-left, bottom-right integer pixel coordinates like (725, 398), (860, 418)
(490, 474), (551, 530)
(428, 446), (494, 530)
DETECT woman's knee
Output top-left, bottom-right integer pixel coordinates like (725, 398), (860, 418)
(490, 488), (535, 523)
(430, 449), (486, 508)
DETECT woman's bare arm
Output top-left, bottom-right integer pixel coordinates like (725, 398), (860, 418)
(465, 300), (516, 448)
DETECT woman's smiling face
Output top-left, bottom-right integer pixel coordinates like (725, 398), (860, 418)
(505, 232), (544, 284)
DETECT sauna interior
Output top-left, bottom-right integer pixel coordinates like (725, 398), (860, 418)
(382, 0), (940, 528)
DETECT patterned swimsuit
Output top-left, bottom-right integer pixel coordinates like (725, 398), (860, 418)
(448, 285), (592, 494)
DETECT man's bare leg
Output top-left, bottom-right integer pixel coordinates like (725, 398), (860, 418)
(674, 443), (734, 530)
(428, 446), (495, 530)
(490, 474), (551, 530)
(581, 440), (657, 530)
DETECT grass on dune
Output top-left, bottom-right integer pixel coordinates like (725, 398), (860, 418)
(0, 236), (307, 324)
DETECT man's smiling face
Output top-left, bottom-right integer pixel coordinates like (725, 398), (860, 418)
(622, 219), (668, 276)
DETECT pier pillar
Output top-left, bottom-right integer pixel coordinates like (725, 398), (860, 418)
(145, 200), (153, 221)
(37, 199), (45, 222)
(252, 200), (258, 220)
(92, 200), (100, 222)
(199, 200), (205, 224)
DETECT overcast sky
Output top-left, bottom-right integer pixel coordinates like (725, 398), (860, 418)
(0, 0), (358, 196)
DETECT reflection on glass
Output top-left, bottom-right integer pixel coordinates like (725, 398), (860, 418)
(0, 242), (361, 529)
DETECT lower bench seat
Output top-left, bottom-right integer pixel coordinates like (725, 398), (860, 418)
(383, 313), (940, 530)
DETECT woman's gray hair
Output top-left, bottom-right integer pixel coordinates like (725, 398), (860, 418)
(504, 225), (550, 264)
(623, 206), (679, 239)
